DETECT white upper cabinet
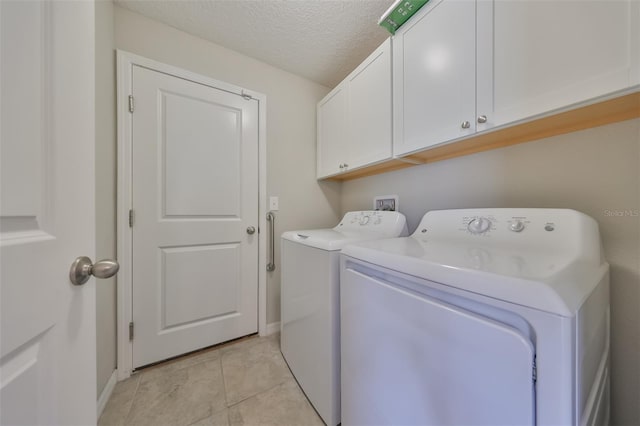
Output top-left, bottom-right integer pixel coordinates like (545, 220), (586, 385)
(394, 0), (640, 157)
(317, 39), (392, 179)
(317, 85), (347, 178)
(478, 0), (640, 129)
(347, 38), (393, 171)
(393, 0), (477, 156)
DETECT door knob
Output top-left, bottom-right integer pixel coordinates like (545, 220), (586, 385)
(247, 226), (256, 235)
(69, 256), (119, 286)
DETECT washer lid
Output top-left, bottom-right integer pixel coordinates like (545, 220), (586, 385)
(282, 229), (392, 251)
(282, 210), (408, 251)
(342, 208), (609, 316)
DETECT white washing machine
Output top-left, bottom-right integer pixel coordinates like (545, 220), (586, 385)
(340, 208), (610, 426)
(281, 210), (408, 426)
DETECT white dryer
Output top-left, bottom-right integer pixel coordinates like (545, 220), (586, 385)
(281, 211), (407, 426)
(340, 208), (609, 426)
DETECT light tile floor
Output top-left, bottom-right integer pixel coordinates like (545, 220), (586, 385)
(99, 333), (324, 426)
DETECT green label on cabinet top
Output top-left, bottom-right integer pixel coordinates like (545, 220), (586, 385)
(378, 0), (430, 34)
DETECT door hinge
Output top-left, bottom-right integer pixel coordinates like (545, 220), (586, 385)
(129, 209), (134, 227)
(532, 356), (537, 383)
(128, 95), (135, 113)
(240, 90), (253, 101)
(129, 322), (134, 341)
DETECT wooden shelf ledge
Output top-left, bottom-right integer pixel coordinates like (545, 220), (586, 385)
(324, 89), (639, 181)
(324, 158), (415, 181)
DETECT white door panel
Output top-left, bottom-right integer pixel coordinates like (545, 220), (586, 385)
(163, 92), (241, 217)
(1, 1), (96, 424)
(394, 0), (476, 155)
(162, 244), (240, 328)
(478, 0), (639, 127)
(317, 86), (347, 178)
(132, 66), (258, 368)
(341, 267), (535, 426)
(347, 38), (392, 169)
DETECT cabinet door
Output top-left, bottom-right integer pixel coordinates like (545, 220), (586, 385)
(347, 38), (392, 169)
(478, 0), (640, 129)
(393, 0), (476, 156)
(317, 85), (347, 178)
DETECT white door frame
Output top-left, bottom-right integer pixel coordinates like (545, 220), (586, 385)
(116, 50), (268, 379)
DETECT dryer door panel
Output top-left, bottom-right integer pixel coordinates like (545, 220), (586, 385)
(341, 267), (535, 426)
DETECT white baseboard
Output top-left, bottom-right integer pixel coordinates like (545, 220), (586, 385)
(97, 369), (118, 419)
(263, 321), (280, 336)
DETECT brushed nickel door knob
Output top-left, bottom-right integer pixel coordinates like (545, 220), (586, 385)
(69, 256), (119, 286)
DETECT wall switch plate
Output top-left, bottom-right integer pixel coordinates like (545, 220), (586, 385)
(269, 196), (279, 211)
(374, 195), (399, 211)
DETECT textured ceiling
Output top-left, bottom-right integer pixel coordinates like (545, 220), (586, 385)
(115, 0), (392, 88)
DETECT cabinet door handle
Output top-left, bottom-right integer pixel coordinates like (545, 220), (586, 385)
(461, 121), (471, 129)
(477, 115), (487, 124)
(339, 163), (344, 169)
(343, 163), (348, 168)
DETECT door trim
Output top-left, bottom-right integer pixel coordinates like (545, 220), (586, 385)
(116, 50), (268, 379)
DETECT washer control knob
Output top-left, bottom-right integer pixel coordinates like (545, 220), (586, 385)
(510, 220), (525, 232)
(467, 217), (491, 234)
(359, 215), (370, 226)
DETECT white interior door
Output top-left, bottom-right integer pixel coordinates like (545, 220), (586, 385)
(131, 65), (259, 368)
(0, 1), (97, 424)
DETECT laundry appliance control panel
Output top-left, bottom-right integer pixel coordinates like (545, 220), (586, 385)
(336, 211), (408, 236)
(412, 209), (601, 262)
(462, 214), (530, 235)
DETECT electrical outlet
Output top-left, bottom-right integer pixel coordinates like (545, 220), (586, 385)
(374, 195), (399, 211)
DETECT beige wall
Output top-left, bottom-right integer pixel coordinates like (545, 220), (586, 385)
(341, 118), (640, 425)
(95, 0), (117, 397)
(114, 7), (339, 320)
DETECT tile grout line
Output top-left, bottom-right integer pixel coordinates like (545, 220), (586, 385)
(122, 374), (142, 424)
(217, 355), (234, 425)
(220, 353), (231, 409)
(194, 354), (226, 426)
(224, 375), (294, 409)
(117, 373), (142, 425)
(186, 406), (214, 426)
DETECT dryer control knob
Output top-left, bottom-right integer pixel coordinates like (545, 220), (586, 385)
(510, 220), (525, 232)
(359, 215), (370, 226)
(467, 217), (491, 234)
